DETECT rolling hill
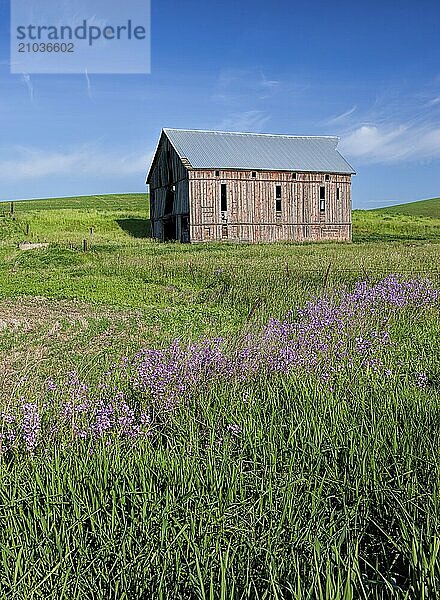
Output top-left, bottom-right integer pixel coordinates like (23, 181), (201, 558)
(375, 196), (440, 218)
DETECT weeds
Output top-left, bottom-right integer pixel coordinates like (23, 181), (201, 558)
(0, 277), (439, 598)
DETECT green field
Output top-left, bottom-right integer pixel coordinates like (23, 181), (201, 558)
(377, 197), (440, 218)
(0, 194), (439, 598)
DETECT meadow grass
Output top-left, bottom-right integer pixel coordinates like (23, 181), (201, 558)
(0, 195), (440, 598)
(353, 197), (440, 242)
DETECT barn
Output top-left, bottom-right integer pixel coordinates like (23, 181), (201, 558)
(146, 128), (355, 243)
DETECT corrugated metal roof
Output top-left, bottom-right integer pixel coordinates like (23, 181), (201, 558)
(161, 128), (355, 174)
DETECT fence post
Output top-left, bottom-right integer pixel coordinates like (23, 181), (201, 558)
(323, 263), (332, 288)
(83, 239), (88, 252)
(246, 297), (262, 323)
(361, 265), (370, 283)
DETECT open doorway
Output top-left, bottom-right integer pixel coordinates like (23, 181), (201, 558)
(163, 217), (177, 241)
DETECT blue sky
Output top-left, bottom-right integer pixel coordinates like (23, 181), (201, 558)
(0, 0), (439, 208)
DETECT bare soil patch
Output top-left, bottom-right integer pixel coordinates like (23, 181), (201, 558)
(0, 296), (150, 400)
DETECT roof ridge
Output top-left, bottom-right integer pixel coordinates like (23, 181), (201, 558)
(163, 128), (339, 140)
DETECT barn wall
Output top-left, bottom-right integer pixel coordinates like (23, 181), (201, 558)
(148, 133), (190, 241)
(188, 170), (352, 243)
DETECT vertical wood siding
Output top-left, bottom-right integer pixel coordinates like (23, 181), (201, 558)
(188, 170), (352, 243)
(148, 133), (190, 240)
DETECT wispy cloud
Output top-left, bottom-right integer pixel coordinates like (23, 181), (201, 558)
(22, 74), (34, 102)
(212, 68), (280, 104)
(212, 68), (285, 131)
(0, 146), (153, 181)
(259, 73), (280, 89)
(335, 90), (440, 164)
(217, 110), (270, 132)
(327, 105), (357, 124)
(85, 69), (92, 99)
(340, 123), (440, 163)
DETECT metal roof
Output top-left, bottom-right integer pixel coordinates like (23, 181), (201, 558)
(160, 128), (355, 174)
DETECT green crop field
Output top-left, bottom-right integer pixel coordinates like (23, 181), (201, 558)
(0, 194), (439, 598)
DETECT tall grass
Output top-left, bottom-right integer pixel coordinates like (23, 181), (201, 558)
(1, 277), (439, 598)
(1, 196), (440, 598)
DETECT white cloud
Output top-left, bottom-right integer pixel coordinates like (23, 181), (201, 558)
(333, 87), (440, 164)
(340, 123), (440, 163)
(0, 146), (153, 181)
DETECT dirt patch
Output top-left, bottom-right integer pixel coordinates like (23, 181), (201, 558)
(0, 318), (22, 332)
(18, 242), (50, 250)
(0, 296), (141, 332)
(0, 297), (149, 400)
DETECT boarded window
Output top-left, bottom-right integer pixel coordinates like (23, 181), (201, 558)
(252, 171), (257, 178)
(220, 184), (227, 212)
(275, 185), (282, 212)
(319, 186), (325, 212)
(215, 170), (220, 177)
(325, 174), (330, 181)
(336, 187), (340, 200)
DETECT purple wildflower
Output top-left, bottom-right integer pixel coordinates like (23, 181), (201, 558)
(226, 423), (241, 436)
(21, 401), (40, 452)
(416, 372), (429, 389)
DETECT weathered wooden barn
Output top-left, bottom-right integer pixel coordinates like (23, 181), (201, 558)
(146, 128), (355, 243)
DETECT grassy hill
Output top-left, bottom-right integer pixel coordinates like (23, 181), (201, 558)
(0, 193), (150, 243)
(377, 196), (440, 218)
(2, 193), (146, 212)
(353, 196), (440, 242)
